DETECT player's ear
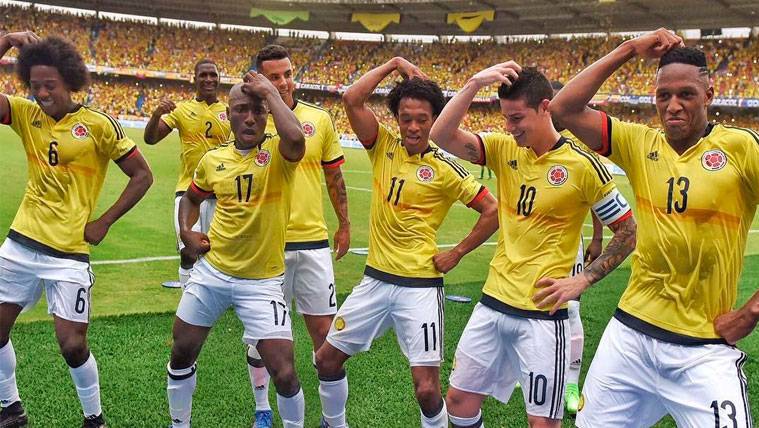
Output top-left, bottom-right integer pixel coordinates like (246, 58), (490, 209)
(539, 99), (550, 114)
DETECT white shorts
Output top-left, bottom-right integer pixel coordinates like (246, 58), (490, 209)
(577, 317), (752, 428)
(283, 247), (337, 316)
(0, 238), (94, 323)
(449, 303), (569, 419)
(174, 196), (216, 251)
(176, 258), (292, 345)
(326, 276), (445, 366)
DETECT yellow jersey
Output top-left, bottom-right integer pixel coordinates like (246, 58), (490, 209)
(162, 98), (230, 193)
(598, 113), (759, 343)
(477, 132), (628, 319)
(191, 136), (298, 279)
(2, 96), (137, 260)
(364, 124), (487, 286)
(265, 100), (344, 249)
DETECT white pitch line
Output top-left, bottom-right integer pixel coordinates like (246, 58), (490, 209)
(91, 255), (179, 265)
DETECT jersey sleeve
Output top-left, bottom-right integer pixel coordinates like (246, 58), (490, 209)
(4, 95), (35, 137)
(597, 112), (653, 171)
(190, 153), (213, 196)
(477, 132), (511, 176)
(453, 172), (489, 208)
(741, 129), (759, 205)
(366, 123), (395, 163)
(161, 105), (179, 129)
(320, 113), (345, 169)
(578, 150), (632, 226)
(97, 113), (138, 163)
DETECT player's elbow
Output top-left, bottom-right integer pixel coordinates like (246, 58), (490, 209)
(342, 87), (362, 109)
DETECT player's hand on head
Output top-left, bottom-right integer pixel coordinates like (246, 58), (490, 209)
(471, 61), (522, 89)
(714, 309), (758, 345)
(533, 275), (590, 315)
(2, 31), (40, 49)
(630, 28), (684, 59)
(393, 57), (429, 80)
(433, 250), (462, 274)
(242, 71), (277, 98)
(84, 218), (111, 246)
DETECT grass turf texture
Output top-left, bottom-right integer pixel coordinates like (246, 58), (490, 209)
(0, 126), (757, 427)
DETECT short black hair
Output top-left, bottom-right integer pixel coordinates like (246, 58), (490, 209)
(658, 47), (708, 72)
(194, 59), (218, 76)
(497, 67), (553, 110)
(255, 45), (290, 71)
(550, 80), (564, 91)
(387, 78), (445, 117)
(16, 36), (89, 92)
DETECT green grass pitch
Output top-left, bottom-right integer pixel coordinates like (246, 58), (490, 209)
(0, 126), (757, 427)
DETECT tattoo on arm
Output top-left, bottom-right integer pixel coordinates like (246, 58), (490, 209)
(464, 142), (482, 163)
(584, 216), (636, 284)
(326, 169), (349, 225)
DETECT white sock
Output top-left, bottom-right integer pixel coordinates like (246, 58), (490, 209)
(0, 340), (19, 407)
(277, 388), (305, 428)
(167, 363), (197, 428)
(179, 266), (191, 289)
(567, 300), (584, 384)
(449, 410), (484, 427)
(319, 374), (348, 427)
(69, 353), (101, 418)
(247, 345), (271, 411)
(421, 400), (447, 428)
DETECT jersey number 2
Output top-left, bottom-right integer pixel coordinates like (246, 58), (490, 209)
(204, 121), (213, 138)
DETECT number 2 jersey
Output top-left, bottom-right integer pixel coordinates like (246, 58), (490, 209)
(2, 95), (137, 260)
(598, 114), (759, 343)
(476, 132), (630, 319)
(191, 136), (298, 279)
(364, 124), (488, 286)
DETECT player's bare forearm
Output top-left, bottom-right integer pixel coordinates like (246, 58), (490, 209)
(453, 193), (498, 258)
(143, 114), (167, 145)
(429, 79), (483, 163)
(268, 91), (305, 161)
(324, 167), (350, 227)
(582, 215), (636, 285)
(178, 189), (204, 235)
(97, 152), (153, 227)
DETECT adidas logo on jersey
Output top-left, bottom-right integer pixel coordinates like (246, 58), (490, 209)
(31, 120), (42, 128)
(190, 111), (197, 117)
(216, 163), (226, 171)
(508, 160), (518, 170)
(386, 152), (394, 160)
(647, 151), (659, 161)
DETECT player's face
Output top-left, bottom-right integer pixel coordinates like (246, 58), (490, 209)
(499, 97), (548, 148)
(195, 63), (220, 99)
(29, 65), (72, 119)
(229, 94), (268, 147)
(259, 58), (295, 106)
(655, 63), (713, 143)
(396, 97), (434, 155)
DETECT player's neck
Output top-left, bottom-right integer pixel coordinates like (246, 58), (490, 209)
(530, 128), (562, 157)
(49, 100), (79, 122)
(196, 94), (218, 104)
(666, 121), (710, 155)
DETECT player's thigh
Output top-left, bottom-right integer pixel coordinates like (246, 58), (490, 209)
(233, 275), (293, 345)
(513, 317), (569, 420)
(175, 259), (232, 328)
(449, 304), (519, 404)
(45, 274), (94, 324)
(289, 248), (337, 316)
(663, 345), (753, 428)
(326, 276), (392, 357)
(390, 286), (444, 366)
(576, 319), (666, 428)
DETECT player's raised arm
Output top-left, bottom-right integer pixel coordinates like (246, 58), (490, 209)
(143, 99), (176, 144)
(242, 71), (305, 162)
(430, 61), (521, 163)
(433, 192), (498, 273)
(343, 56), (427, 147)
(0, 31), (40, 122)
(549, 28), (683, 151)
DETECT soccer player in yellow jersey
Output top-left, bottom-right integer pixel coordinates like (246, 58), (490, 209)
(166, 74), (305, 428)
(245, 45), (350, 428)
(549, 28), (758, 427)
(429, 65), (636, 428)
(143, 59), (230, 289)
(315, 57), (499, 428)
(0, 33), (153, 428)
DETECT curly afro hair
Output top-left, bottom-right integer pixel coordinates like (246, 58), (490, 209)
(16, 36), (89, 92)
(387, 77), (445, 118)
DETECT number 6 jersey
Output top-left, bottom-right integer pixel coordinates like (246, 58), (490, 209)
(598, 113), (759, 342)
(476, 131), (630, 319)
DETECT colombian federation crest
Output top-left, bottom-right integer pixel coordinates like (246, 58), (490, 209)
(701, 149), (727, 171)
(547, 165), (568, 186)
(71, 123), (89, 140)
(302, 121), (316, 137)
(255, 149), (271, 167)
(334, 316), (346, 331)
(218, 111), (227, 121)
(417, 165), (435, 182)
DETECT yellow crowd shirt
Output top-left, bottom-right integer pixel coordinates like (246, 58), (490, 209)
(598, 113), (759, 343)
(191, 137), (298, 279)
(162, 99), (230, 193)
(364, 124), (487, 286)
(3, 96), (136, 260)
(477, 132), (629, 319)
(265, 100), (344, 249)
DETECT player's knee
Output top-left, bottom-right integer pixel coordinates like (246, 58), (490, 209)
(446, 388), (476, 416)
(315, 347), (342, 377)
(270, 364), (299, 395)
(170, 339), (201, 368)
(58, 337), (89, 367)
(414, 380), (442, 413)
